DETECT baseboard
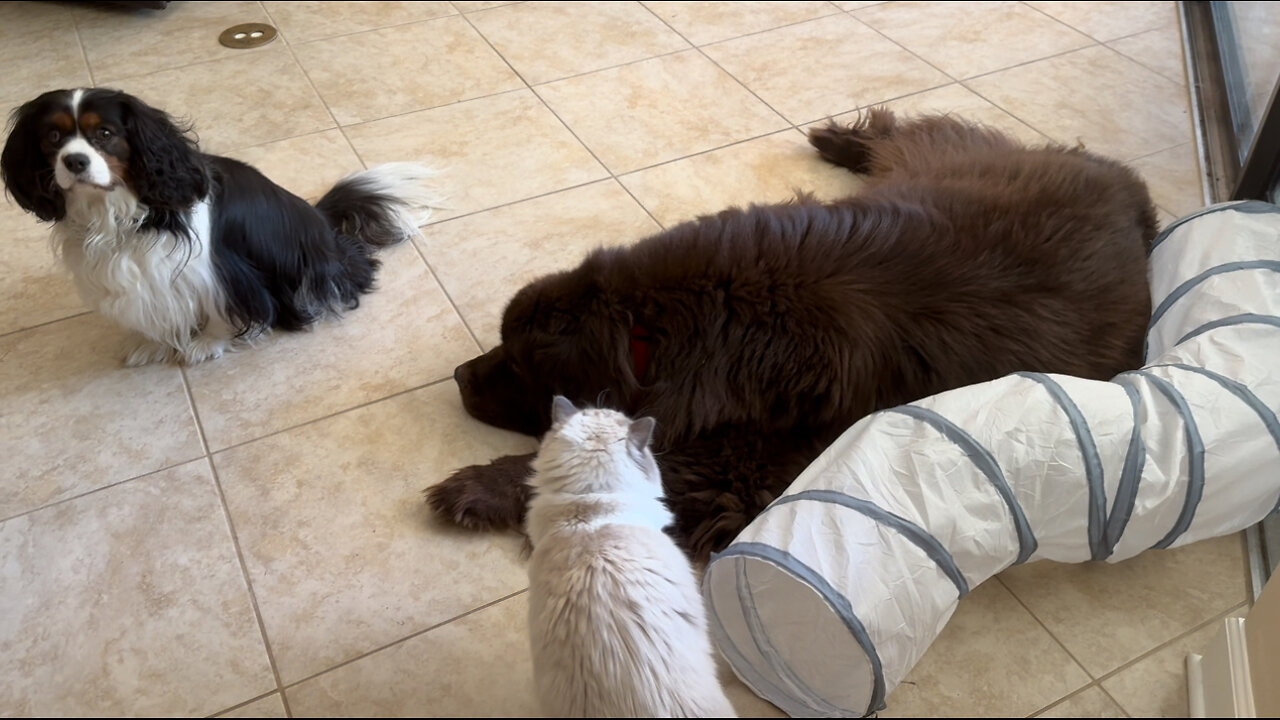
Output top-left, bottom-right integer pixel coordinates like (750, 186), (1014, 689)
(1186, 617), (1256, 717)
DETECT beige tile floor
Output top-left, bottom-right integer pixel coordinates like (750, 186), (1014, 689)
(0, 1), (1250, 717)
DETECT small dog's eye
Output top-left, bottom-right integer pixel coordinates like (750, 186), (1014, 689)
(95, 127), (113, 141)
(45, 129), (61, 144)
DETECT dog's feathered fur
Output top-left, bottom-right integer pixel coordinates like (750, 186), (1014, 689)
(430, 109), (1158, 561)
(1, 88), (440, 365)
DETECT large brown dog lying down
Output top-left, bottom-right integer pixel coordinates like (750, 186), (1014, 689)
(427, 109), (1158, 562)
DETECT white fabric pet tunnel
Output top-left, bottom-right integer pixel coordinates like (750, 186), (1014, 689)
(703, 201), (1280, 717)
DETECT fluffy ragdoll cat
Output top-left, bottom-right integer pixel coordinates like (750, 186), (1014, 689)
(525, 396), (736, 718)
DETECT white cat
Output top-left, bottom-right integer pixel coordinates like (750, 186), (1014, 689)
(525, 396), (737, 718)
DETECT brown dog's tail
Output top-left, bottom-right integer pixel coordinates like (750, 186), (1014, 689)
(806, 108), (900, 174)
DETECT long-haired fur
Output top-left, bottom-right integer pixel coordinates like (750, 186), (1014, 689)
(526, 397), (736, 718)
(430, 108), (1158, 561)
(1, 88), (443, 365)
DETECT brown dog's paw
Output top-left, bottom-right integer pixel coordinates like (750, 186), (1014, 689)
(424, 453), (536, 532)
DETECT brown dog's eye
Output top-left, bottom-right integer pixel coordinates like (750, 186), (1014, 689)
(45, 129), (61, 144)
(94, 127), (113, 142)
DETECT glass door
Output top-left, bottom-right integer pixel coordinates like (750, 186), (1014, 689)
(1182, 1), (1280, 593)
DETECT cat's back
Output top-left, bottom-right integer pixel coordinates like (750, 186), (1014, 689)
(527, 522), (734, 718)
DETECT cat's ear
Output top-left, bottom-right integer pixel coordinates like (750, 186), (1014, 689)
(551, 395), (578, 425)
(628, 416), (656, 451)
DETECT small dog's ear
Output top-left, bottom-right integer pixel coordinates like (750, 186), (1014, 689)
(551, 395), (577, 424)
(1, 105), (65, 221)
(628, 416), (655, 451)
(120, 94), (208, 210)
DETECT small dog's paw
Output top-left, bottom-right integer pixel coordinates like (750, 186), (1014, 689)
(123, 338), (175, 367)
(179, 337), (231, 366)
(424, 455), (534, 532)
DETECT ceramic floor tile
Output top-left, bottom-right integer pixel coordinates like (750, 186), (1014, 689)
(294, 15), (523, 126)
(420, 180), (660, 350)
(1129, 142), (1205, 217)
(702, 14), (951, 125)
(215, 694), (289, 718)
(537, 50), (787, 173)
(832, 0), (887, 9)
(641, 0), (841, 46)
(1032, 686), (1127, 718)
(999, 534), (1248, 678)
(824, 83), (1051, 147)
(184, 243), (475, 450)
(286, 593), (537, 717)
(469, 1), (689, 85)
(966, 46), (1191, 161)
(76, 1), (271, 82)
(0, 460), (273, 716)
(103, 45), (333, 154)
(1026, 1), (1176, 42)
(853, 1), (1093, 80)
(344, 89), (608, 222)
(0, 314), (203, 518)
(0, 4), (90, 104)
(222, 129), (366, 202)
(213, 383), (537, 684)
(619, 129), (864, 228)
(453, 0), (521, 11)
(0, 202), (85, 337)
(1101, 606), (1248, 717)
(1108, 25), (1189, 86)
(877, 581), (1090, 718)
(263, 0), (456, 44)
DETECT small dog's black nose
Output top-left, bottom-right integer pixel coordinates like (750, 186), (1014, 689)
(454, 362), (471, 389)
(62, 153), (90, 174)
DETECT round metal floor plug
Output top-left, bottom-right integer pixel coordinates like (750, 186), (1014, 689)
(219, 23), (278, 49)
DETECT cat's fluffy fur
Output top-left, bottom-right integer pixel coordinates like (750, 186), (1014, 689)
(525, 397), (736, 718)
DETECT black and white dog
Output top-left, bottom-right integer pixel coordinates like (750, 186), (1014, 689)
(1, 88), (441, 365)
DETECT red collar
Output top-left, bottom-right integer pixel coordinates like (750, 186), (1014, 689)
(630, 324), (653, 380)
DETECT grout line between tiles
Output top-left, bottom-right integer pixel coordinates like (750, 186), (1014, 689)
(179, 365), (212, 457)
(179, 361), (293, 717)
(524, 47), (690, 88)
(278, 587), (530, 692)
(278, 7), (462, 48)
(208, 375), (457, 457)
(67, 8), (97, 87)
(1020, 1), (1177, 46)
(205, 688), (280, 719)
(453, 8), (673, 230)
(681, 4), (848, 50)
(408, 237), (486, 353)
(0, 310), (94, 341)
(636, 6), (795, 132)
(1000, 569), (1253, 693)
(993, 574), (1106, 684)
(1026, 681), (1128, 718)
(840, 9), (961, 85)
(958, 80), (1060, 147)
(1095, 682), (1132, 718)
(1090, 601), (1252, 685)
(0, 453), (203, 526)
(202, 451), (295, 719)
(258, 1), (353, 172)
(1127, 140), (1193, 165)
(94, 44), (277, 89)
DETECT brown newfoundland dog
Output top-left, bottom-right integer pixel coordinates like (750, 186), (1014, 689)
(427, 109), (1158, 562)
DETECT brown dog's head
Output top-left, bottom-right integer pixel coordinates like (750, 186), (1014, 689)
(453, 266), (641, 437)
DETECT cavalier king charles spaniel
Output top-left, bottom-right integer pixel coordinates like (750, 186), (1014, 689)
(1, 88), (442, 365)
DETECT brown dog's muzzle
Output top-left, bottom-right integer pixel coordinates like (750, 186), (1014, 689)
(453, 346), (553, 437)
